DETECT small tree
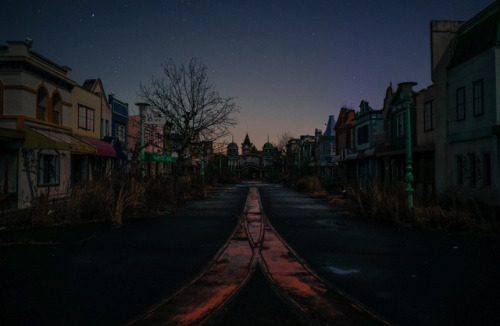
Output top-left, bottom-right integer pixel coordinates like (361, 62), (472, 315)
(139, 58), (239, 173)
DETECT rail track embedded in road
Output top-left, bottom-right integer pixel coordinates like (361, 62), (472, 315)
(127, 187), (391, 326)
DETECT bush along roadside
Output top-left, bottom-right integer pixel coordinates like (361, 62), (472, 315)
(0, 174), (220, 229)
(293, 177), (500, 235)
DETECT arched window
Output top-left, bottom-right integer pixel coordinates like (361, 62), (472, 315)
(0, 81), (4, 115)
(51, 92), (62, 124)
(36, 87), (48, 121)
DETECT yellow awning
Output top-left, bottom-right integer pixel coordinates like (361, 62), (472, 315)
(22, 127), (95, 154)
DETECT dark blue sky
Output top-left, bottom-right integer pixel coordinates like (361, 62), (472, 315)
(2, 0), (494, 148)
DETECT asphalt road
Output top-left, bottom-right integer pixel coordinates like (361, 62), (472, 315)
(0, 185), (247, 326)
(258, 183), (500, 326)
(1, 182), (499, 325)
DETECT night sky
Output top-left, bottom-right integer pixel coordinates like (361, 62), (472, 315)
(2, 0), (494, 149)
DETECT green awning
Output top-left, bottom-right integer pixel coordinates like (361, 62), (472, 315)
(22, 127), (95, 154)
(144, 152), (175, 163)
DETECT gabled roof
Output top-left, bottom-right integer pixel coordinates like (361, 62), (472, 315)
(82, 79), (97, 91)
(334, 107), (355, 131)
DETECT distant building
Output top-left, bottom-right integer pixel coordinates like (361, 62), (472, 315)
(334, 107), (355, 184)
(109, 93), (129, 157)
(227, 134), (277, 178)
(347, 100), (383, 185)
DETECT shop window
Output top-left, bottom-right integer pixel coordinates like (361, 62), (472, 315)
(39, 153), (59, 185)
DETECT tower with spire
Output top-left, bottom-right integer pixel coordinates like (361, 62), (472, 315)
(241, 133), (253, 154)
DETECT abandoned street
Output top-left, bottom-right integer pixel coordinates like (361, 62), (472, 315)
(1, 182), (499, 325)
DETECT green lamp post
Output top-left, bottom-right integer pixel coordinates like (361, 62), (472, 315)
(398, 82), (417, 208)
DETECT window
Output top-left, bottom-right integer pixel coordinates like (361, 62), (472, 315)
(37, 87), (48, 121)
(0, 81), (4, 115)
(483, 153), (491, 186)
(424, 100), (433, 131)
(52, 93), (61, 124)
(357, 125), (369, 145)
(39, 153), (59, 185)
(473, 79), (484, 116)
(396, 112), (405, 137)
(456, 87), (465, 121)
(468, 153), (476, 186)
(456, 155), (464, 185)
(115, 123), (126, 143)
(105, 120), (110, 137)
(78, 105), (94, 131)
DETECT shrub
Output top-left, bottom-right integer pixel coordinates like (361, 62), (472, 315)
(342, 183), (499, 233)
(295, 176), (324, 194)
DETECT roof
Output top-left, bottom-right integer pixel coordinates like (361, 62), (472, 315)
(263, 142), (274, 149)
(79, 136), (117, 157)
(242, 134), (252, 146)
(334, 107), (355, 131)
(450, 2), (500, 67)
(323, 115), (336, 137)
(227, 142), (238, 149)
(82, 79), (97, 91)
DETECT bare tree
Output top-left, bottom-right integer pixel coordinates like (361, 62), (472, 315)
(138, 58), (239, 168)
(274, 130), (293, 157)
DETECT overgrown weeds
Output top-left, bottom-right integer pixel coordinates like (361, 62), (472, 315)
(294, 176), (327, 197)
(293, 178), (499, 234)
(343, 183), (499, 233)
(5, 173), (221, 229)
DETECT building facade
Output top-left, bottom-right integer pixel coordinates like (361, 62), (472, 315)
(0, 40), (82, 208)
(227, 134), (277, 178)
(440, 3), (500, 205)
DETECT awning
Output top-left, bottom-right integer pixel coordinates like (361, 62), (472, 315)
(23, 127), (95, 154)
(144, 152), (175, 163)
(79, 137), (116, 157)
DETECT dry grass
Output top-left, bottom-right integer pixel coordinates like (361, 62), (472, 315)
(295, 176), (324, 194)
(4, 173), (218, 229)
(337, 184), (499, 234)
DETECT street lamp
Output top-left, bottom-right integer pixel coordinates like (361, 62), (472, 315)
(136, 102), (149, 176)
(398, 82), (417, 208)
